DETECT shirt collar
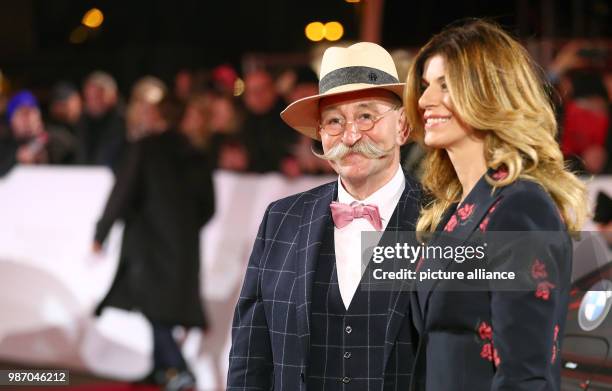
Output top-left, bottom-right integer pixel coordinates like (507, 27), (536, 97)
(337, 164), (405, 223)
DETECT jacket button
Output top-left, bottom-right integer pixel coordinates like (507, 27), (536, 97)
(342, 376), (351, 384)
(345, 325), (352, 334)
(343, 351), (352, 359)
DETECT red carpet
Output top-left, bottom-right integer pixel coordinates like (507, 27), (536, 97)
(21, 384), (161, 391)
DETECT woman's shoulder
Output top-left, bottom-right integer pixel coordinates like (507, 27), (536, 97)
(488, 179), (565, 231)
(500, 179), (553, 203)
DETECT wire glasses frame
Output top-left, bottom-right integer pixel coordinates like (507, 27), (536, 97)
(318, 105), (401, 137)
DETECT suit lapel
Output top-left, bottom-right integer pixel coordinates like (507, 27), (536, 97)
(408, 203), (455, 335)
(383, 176), (421, 366)
(417, 172), (507, 320)
(294, 181), (336, 371)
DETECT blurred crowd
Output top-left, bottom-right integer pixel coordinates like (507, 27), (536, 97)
(0, 40), (611, 181)
(550, 40), (612, 176)
(0, 63), (336, 179)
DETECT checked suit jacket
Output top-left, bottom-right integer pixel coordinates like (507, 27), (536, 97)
(227, 171), (422, 390)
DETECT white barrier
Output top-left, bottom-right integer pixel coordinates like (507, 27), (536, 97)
(0, 166), (332, 389)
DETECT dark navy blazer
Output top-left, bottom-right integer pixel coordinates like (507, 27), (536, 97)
(227, 172), (422, 390)
(410, 170), (572, 391)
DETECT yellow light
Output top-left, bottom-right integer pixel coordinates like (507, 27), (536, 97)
(345, 0), (360, 3)
(69, 26), (89, 44)
(234, 78), (245, 97)
(324, 22), (344, 41)
(82, 8), (104, 28)
(305, 22), (325, 42)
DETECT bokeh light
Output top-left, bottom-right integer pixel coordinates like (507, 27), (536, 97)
(82, 8), (104, 29)
(324, 22), (344, 41)
(305, 22), (325, 42)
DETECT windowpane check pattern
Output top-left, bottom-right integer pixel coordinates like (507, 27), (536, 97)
(227, 174), (422, 390)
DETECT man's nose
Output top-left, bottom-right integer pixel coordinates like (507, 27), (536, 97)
(341, 123), (362, 146)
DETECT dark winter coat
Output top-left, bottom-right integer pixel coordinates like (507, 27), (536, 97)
(94, 130), (215, 329)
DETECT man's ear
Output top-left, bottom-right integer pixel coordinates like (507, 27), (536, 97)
(396, 109), (410, 145)
(311, 139), (325, 155)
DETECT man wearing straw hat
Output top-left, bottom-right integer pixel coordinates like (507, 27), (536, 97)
(227, 42), (421, 390)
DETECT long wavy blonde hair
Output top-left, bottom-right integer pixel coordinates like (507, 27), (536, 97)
(404, 20), (588, 232)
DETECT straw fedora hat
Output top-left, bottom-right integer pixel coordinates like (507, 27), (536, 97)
(280, 42), (405, 140)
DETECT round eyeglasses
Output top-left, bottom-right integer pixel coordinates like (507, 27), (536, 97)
(319, 105), (400, 137)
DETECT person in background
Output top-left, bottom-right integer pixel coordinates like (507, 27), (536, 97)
(126, 76), (168, 142)
(560, 71), (610, 174)
(594, 191), (612, 248)
(209, 92), (243, 138)
(284, 66), (335, 175)
(93, 95), (214, 391)
(75, 71), (126, 171)
(180, 92), (215, 150)
(207, 66), (249, 171)
(548, 41), (611, 175)
(390, 49), (426, 178)
(241, 69), (299, 174)
(183, 91), (248, 171)
(174, 69), (193, 103)
(0, 90), (75, 176)
(210, 64), (239, 96)
(48, 82), (82, 135)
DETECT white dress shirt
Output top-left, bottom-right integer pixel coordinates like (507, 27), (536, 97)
(334, 165), (405, 309)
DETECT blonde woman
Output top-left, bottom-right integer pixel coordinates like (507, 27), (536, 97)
(403, 20), (587, 390)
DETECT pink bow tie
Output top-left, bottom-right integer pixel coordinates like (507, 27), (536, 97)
(330, 201), (383, 231)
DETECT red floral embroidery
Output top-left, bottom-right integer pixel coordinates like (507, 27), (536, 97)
(535, 281), (556, 300)
(478, 321), (493, 340)
(476, 321), (500, 365)
(531, 259), (555, 301)
(551, 324), (560, 363)
(480, 343), (493, 360)
(489, 200), (500, 214)
(536, 287), (549, 300)
(493, 348), (501, 367)
(457, 203), (476, 221)
(478, 199), (501, 232)
(444, 214), (458, 232)
(479, 343), (501, 366)
(479, 217), (490, 232)
(531, 259), (548, 279)
(491, 167), (509, 181)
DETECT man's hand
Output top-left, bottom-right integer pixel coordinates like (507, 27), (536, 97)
(92, 240), (103, 254)
(218, 145), (249, 171)
(16, 145), (39, 164)
(549, 40), (589, 76)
